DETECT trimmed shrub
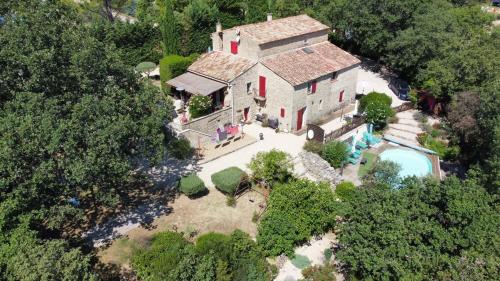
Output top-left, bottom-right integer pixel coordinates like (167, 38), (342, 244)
(179, 174), (206, 197)
(335, 181), (356, 202)
(303, 140), (324, 155)
(159, 54), (198, 88)
(168, 138), (194, 159)
(188, 95), (212, 119)
(211, 167), (247, 195)
(322, 140), (349, 168)
(248, 149), (293, 186)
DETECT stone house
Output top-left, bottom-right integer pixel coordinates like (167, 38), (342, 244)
(167, 14), (360, 134)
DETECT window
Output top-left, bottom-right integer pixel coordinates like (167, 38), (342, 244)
(331, 71), (338, 81)
(319, 99), (323, 110)
(280, 107), (285, 118)
(339, 90), (344, 102)
(230, 41), (238, 54)
(246, 82), (252, 93)
(307, 80), (317, 94)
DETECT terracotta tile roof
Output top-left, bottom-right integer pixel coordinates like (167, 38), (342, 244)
(188, 51), (256, 82)
(226, 14), (329, 45)
(261, 42), (361, 86)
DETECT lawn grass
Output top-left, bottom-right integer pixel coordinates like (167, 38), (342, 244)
(108, 237), (145, 265)
(291, 254), (311, 269)
(357, 152), (377, 178)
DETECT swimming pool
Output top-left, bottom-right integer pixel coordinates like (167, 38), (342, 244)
(379, 148), (433, 178)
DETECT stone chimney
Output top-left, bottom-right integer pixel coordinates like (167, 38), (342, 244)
(212, 21), (223, 51)
(216, 21), (222, 33)
(267, 13), (272, 22)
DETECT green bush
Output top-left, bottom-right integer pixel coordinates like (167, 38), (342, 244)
(359, 92), (392, 112)
(408, 89), (419, 105)
(364, 100), (395, 129)
(131, 232), (189, 281)
(322, 141), (349, 168)
(168, 138), (194, 159)
(195, 232), (231, 261)
(303, 140), (324, 155)
(179, 174), (206, 197)
(257, 179), (339, 256)
(159, 54), (198, 88)
(211, 167), (247, 195)
(335, 181), (356, 202)
(291, 255), (311, 269)
(132, 230), (272, 281)
(189, 95), (213, 119)
(248, 149), (293, 186)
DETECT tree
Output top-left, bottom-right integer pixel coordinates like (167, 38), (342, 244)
(159, 0), (179, 55)
(136, 0), (156, 21)
(321, 140), (348, 168)
(0, 0), (171, 235)
(0, 224), (96, 281)
(178, 0), (219, 55)
(337, 176), (499, 280)
(359, 92), (394, 129)
(257, 179), (339, 256)
(363, 160), (402, 188)
(248, 149), (293, 187)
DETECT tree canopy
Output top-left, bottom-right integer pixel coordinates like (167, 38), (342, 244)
(337, 177), (500, 280)
(0, 1), (171, 277)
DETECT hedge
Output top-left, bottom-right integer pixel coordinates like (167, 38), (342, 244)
(159, 54), (198, 88)
(211, 167), (247, 195)
(179, 174), (206, 197)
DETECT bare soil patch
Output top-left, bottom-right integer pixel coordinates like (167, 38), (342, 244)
(98, 188), (265, 267)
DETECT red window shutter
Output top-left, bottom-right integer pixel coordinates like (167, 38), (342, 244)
(280, 107), (285, 118)
(311, 81), (317, 93)
(230, 41), (238, 54)
(259, 76), (266, 97)
(339, 90), (344, 102)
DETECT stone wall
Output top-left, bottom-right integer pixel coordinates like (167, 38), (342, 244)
(258, 30), (329, 58)
(290, 64), (360, 131)
(181, 106), (233, 135)
(299, 152), (342, 188)
(231, 65), (259, 122)
(257, 64), (295, 130)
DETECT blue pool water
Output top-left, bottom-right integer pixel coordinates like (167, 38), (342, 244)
(379, 148), (432, 178)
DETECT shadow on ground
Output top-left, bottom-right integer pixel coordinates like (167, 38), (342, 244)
(82, 154), (200, 248)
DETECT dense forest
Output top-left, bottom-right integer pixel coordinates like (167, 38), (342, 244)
(0, 0), (498, 280)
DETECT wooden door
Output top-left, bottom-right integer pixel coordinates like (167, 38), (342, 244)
(297, 107), (306, 131)
(243, 107), (249, 121)
(259, 76), (266, 97)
